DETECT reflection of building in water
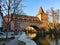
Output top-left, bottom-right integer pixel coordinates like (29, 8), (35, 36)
(51, 39), (58, 45)
(54, 39), (58, 45)
(50, 35), (58, 45)
(35, 35), (51, 45)
(52, 35), (58, 45)
(25, 26), (37, 39)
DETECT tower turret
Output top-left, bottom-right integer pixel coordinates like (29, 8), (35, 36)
(36, 6), (48, 28)
(37, 6), (44, 15)
(36, 6), (44, 21)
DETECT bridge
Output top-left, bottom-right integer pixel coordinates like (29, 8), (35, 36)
(1, 6), (60, 39)
(2, 7), (48, 32)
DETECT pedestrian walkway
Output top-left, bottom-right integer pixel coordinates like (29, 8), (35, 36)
(18, 32), (37, 45)
(4, 32), (36, 45)
(5, 36), (18, 45)
(5, 32), (21, 45)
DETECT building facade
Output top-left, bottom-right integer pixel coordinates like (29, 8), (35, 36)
(3, 7), (48, 31)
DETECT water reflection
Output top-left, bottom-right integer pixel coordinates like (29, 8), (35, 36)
(0, 32), (60, 45)
(0, 38), (14, 45)
(33, 33), (60, 45)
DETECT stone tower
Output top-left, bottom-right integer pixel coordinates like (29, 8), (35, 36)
(36, 7), (48, 28)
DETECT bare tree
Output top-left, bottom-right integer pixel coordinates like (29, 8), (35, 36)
(51, 8), (60, 24)
(0, 0), (25, 38)
(56, 9), (60, 23)
(1, 0), (24, 15)
(47, 8), (59, 25)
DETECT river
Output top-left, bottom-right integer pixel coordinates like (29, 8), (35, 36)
(0, 32), (60, 45)
(33, 34), (60, 45)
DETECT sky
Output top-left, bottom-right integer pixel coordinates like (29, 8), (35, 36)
(23, 0), (60, 16)
(0, 0), (60, 27)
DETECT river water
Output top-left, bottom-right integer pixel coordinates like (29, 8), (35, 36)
(33, 34), (60, 45)
(0, 32), (60, 45)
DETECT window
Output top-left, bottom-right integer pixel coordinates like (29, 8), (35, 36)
(37, 14), (41, 21)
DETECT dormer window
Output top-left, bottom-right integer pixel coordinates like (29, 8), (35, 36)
(37, 14), (41, 21)
(36, 7), (44, 21)
(39, 14), (41, 21)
